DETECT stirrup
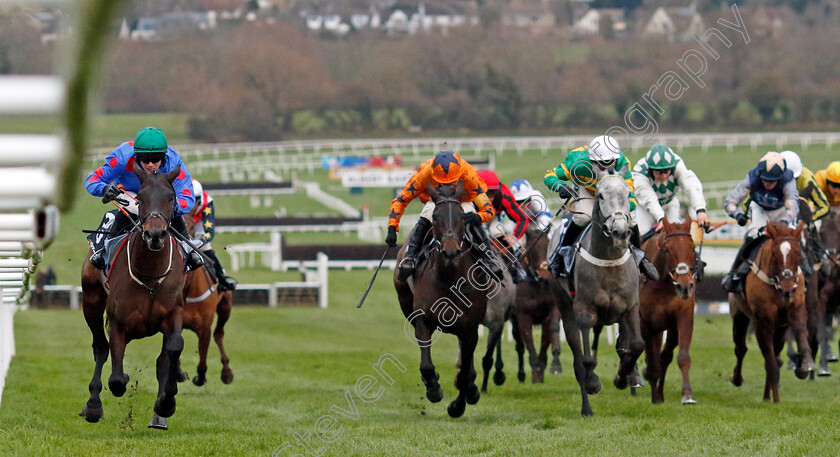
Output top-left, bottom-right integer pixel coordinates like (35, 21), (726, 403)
(187, 251), (204, 270)
(217, 276), (237, 292)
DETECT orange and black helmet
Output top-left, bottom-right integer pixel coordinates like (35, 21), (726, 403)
(431, 150), (464, 184)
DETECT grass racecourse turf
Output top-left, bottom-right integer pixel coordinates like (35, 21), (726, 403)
(3, 271), (840, 456)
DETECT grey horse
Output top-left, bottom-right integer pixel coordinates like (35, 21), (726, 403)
(549, 172), (645, 417)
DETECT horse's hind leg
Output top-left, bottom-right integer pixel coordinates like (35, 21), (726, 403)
(730, 310), (750, 386)
(493, 329), (506, 386)
(107, 321), (130, 398)
(754, 322), (779, 403)
(614, 311), (645, 390)
(512, 315), (526, 382)
(519, 315), (545, 383)
(449, 327), (480, 418)
(549, 307), (563, 374)
(215, 293), (234, 384)
(80, 286), (109, 423)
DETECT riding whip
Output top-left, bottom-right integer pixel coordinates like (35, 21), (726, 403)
(357, 246), (392, 309)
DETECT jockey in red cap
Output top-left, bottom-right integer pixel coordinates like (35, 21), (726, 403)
(477, 170), (530, 282)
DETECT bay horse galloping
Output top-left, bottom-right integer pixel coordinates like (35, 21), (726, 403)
(730, 221), (815, 403)
(395, 182), (489, 418)
(640, 218), (698, 405)
(550, 173), (644, 417)
(80, 164), (186, 430)
(177, 216), (234, 387)
(512, 225), (562, 384)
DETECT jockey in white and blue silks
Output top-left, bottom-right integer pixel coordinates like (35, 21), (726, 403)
(84, 126), (203, 271)
(721, 151), (800, 293)
(510, 179), (553, 231)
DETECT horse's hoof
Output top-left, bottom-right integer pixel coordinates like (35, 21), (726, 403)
(827, 352), (839, 363)
(585, 376), (602, 395)
(447, 398), (466, 418)
(465, 384), (480, 405)
(818, 367), (832, 377)
(550, 361), (562, 374)
(786, 359), (797, 370)
(517, 372), (526, 383)
(730, 375), (743, 387)
(108, 375), (129, 397)
(630, 373), (645, 388)
(493, 370), (506, 386)
(80, 404), (103, 423)
(614, 374), (628, 390)
(681, 396), (698, 405)
(532, 371), (544, 384)
(147, 414), (168, 430)
(581, 408), (594, 418)
(192, 375), (207, 386)
(426, 385), (444, 403)
(221, 369), (234, 384)
(176, 371), (189, 383)
(154, 395), (177, 419)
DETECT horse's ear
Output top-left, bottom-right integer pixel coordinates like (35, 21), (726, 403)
(133, 159), (147, 182)
(794, 221), (804, 238)
(662, 217), (672, 232)
(427, 182), (440, 202)
(454, 180), (465, 200)
(765, 222), (778, 239)
(165, 165), (181, 184)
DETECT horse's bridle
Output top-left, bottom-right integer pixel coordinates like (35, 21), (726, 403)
(431, 195), (466, 255)
(750, 235), (801, 291)
(657, 231), (696, 285)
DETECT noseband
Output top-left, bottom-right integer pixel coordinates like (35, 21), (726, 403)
(141, 210), (171, 230)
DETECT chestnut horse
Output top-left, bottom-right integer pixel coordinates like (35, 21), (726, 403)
(729, 222), (815, 403)
(640, 218), (698, 405)
(176, 216), (234, 386)
(395, 182), (490, 418)
(80, 164), (186, 429)
(512, 225), (562, 384)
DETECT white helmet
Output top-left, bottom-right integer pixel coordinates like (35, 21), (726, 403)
(510, 179), (533, 202)
(780, 150), (802, 179)
(191, 178), (204, 201)
(589, 135), (621, 162)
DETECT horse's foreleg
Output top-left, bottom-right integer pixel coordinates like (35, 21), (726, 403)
(580, 326), (601, 395)
(754, 322), (780, 403)
(106, 321), (130, 398)
(80, 293), (109, 423)
(643, 329), (663, 404)
(676, 314), (696, 405)
(154, 313), (184, 419)
(731, 311), (750, 387)
(520, 315), (544, 383)
(549, 307), (563, 374)
(415, 319), (442, 404)
(215, 293), (234, 384)
(449, 327), (480, 418)
(192, 327), (211, 386)
(512, 315), (526, 382)
(538, 320), (551, 379)
(492, 327), (506, 387)
(562, 312), (592, 417)
(790, 305), (816, 379)
(615, 310), (645, 390)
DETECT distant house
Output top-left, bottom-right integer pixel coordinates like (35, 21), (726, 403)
(129, 11), (217, 41)
(501, 0), (556, 29)
(641, 4), (704, 42)
(384, 1), (478, 35)
(572, 8), (626, 37)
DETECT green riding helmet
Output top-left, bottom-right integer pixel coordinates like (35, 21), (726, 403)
(134, 127), (168, 164)
(645, 144), (680, 171)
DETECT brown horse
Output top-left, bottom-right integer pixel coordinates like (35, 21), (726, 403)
(176, 216), (234, 386)
(512, 225), (562, 384)
(395, 182), (489, 418)
(177, 265), (234, 386)
(640, 218), (698, 405)
(80, 164), (186, 429)
(729, 221), (815, 403)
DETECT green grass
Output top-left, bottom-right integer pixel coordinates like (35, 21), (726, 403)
(2, 270), (840, 456)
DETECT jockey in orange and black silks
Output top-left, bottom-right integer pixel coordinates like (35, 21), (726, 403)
(386, 150), (504, 281)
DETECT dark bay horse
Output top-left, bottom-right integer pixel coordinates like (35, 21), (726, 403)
(395, 182), (489, 418)
(549, 173), (644, 417)
(80, 164), (186, 430)
(512, 225), (562, 384)
(730, 222), (815, 403)
(640, 218), (698, 404)
(176, 216), (234, 386)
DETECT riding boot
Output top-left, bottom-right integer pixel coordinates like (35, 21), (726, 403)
(722, 236), (755, 293)
(548, 221), (584, 278)
(207, 249), (237, 291)
(178, 239), (204, 271)
(470, 222), (506, 282)
(398, 218), (432, 281)
(631, 226), (659, 281)
(800, 249), (814, 276)
(89, 249), (106, 271)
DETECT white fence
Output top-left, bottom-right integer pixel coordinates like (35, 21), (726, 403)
(0, 75), (64, 408)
